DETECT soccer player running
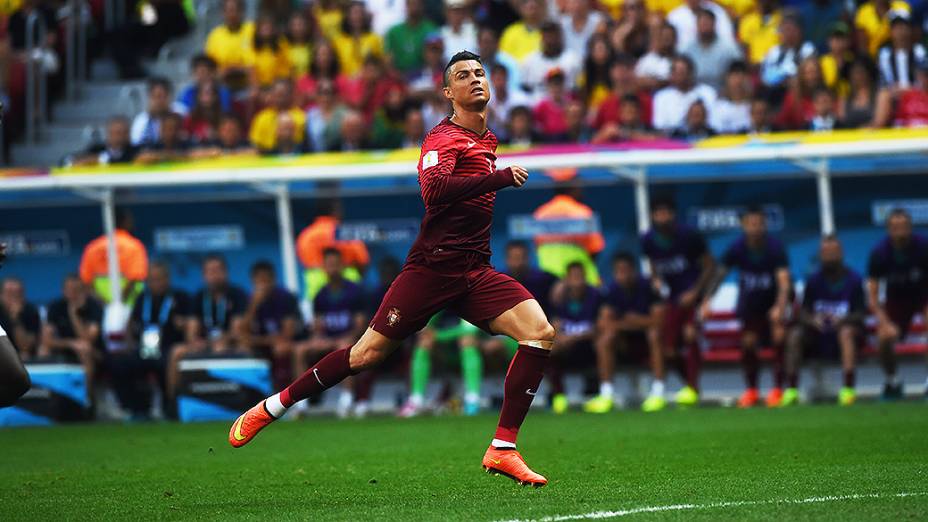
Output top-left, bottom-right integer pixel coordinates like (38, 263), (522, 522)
(229, 51), (555, 487)
(641, 197), (715, 406)
(700, 207), (792, 408)
(867, 208), (928, 400)
(0, 244), (31, 406)
(783, 236), (864, 406)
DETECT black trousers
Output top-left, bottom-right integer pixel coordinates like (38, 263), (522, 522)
(109, 349), (168, 417)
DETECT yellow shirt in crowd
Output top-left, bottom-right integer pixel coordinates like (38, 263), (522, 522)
(738, 9), (781, 64)
(204, 22), (256, 70)
(249, 41), (293, 87)
(250, 108), (307, 151)
(331, 32), (384, 77)
(499, 22), (542, 63)
(716, 0), (755, 18)
(314, 5), (344, 40)
(288, 43), (312, 78)
(598, 0), (682, 20)
(854, 1), (910, 56)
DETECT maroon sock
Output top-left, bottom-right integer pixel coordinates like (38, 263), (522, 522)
(354, 370), (376, 402)
(843, 370), (855, 388)
(742, 349), (759, 389)
(495, 345), (550, 444)
(772, 345), (784, 389)
(280, 347), (356, 407)
(685, 343), (701, 391)
(788, 373), (799, 388)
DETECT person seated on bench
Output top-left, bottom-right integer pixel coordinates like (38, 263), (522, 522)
(587, 252), (665, 413)
(866, 208), (928, 400)
(700, 206), (792, 408)
(42, 274), (105, 406)
(239, 260), (304, 392)
(783, 235), (864, 407)
(112, 261), (190, 420)
(293, 248), (366, 417)
(168, 254), (248, 400)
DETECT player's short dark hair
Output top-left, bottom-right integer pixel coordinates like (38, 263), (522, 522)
(322, 247), (342, 259)
(190, 53), (217, 71)
(203, 252), (228, 269)
(727, 60), (748, 75)
(612, 251), (637, 268)
(250, 259), (276, 278)
(444, 51), (482, 87)
(565, 261), (585, 275)
(740, 204), (765, 219)
(888, 208), (912, 222)
(506, 240), (530, 253)
(650, 194), (676, 212)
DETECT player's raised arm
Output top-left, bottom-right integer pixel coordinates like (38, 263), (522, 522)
(418, 139), (515, 206)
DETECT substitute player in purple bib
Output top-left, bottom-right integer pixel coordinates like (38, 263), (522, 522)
(700, 206), (792, 408)
(228, 51), (555, 487)
(866, 208), (928, 400)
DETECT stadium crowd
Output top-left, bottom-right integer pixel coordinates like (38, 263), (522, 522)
(1, 195), (926, 421)
(24, 0), (925, 165)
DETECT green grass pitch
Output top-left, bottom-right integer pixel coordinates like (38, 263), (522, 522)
(2, 402), (927, 521)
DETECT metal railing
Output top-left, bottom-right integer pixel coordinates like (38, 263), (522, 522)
(24, 11), (48, 144)
(65, 0), (89, 101)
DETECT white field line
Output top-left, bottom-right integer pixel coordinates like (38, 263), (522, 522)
(495, 492), (928, 522)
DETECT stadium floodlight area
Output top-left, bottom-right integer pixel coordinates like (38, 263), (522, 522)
(0, 137), (925, 310)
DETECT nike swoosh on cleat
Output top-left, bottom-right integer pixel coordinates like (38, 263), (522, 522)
(525, 388), (537, 396)
(232, 416), (247, 441)
(490, 458), (502, 465)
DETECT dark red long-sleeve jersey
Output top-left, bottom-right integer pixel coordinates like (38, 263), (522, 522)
(406, 118), (514, 266)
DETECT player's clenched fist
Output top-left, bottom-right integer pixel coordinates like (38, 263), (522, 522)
(511, 166), (529, 187)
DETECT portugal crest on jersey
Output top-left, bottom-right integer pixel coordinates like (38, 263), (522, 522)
(386, 307), (402, 327)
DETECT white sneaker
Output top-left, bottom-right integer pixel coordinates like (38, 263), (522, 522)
(335, 390), (354, 419)
(353, 401), (370, 419)
(397, 399), (422, 418)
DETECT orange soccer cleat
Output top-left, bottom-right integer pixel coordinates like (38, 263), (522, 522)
(482, 446), (548, 487)
(737, 388), (759, 408)
(229, 400), (276, 448)
(765, 387), (783, 408)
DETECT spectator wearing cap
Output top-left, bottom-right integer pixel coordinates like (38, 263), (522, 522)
(855, 0), (912, 57)
(177, 55), (232, 114)
(682, 7), (742, 91)
(307, 79), (348, 152)
(593, 55), (654, 134)
(204, 0), (255, 89)
(249, 80), (307, 151)
(533, 68), (574, 141)
(759, 13), (816, 95)
(70, 116), (139, 166)
(385, 0), (439, 75)
(332, 1), (385, 77)
(666, 0), (735, 53)
(131, 78), (188, 146)
(874, 58), (928, 127)
(652, 55), (717, 132)
(709, 61), (752, 134)
(499, 0), (546, 63)
(799, 0), (850, 53)
(441, 0), (478, 62)
(877, 10), (927, 88)
(478, 26), (522, 95)
(820, 23), (856, 99)
(634, 22), (676, 92)
(670, 100), (716, 139)
(738, 0), (782, 65)
(487, 63), (533, 137)
(520, 22), (581, 96)
(559, 0), (606, 59)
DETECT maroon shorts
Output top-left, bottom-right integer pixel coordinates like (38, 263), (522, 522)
(370, 261), (534, 340)
(886, 299), (928, 338)
(739, 312), (771, 345)
(617, 331), (650, 364)
(663, 301), (697, 350)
